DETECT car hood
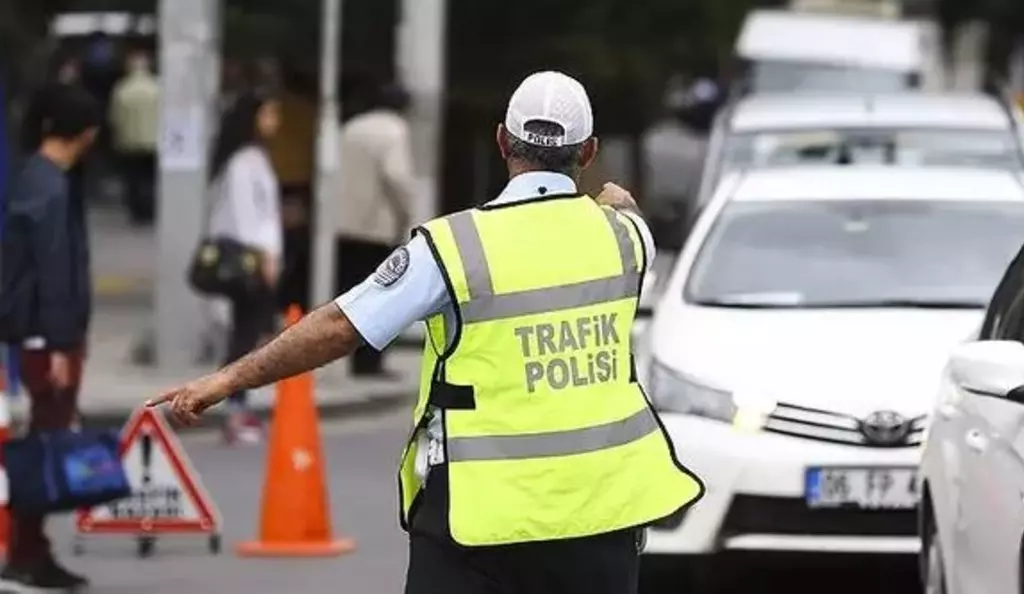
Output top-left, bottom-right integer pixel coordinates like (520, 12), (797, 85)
(649, 306), (983, 418)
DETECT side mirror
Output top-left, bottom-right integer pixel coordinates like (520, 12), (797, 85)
(949, 340), (1024, 397)
(637, 269), (660, 318)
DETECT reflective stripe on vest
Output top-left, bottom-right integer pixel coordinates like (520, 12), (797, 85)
(446, 406), (659, 462)
(446, 208), (640, 323)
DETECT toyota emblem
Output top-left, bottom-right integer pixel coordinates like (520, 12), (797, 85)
(860, 410), (911, 446)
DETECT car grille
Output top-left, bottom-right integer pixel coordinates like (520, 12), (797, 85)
(720, 495), (917, 537)
(763, 402), (926, 448)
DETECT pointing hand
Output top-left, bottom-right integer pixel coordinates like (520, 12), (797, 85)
(146, 372), (231, 426)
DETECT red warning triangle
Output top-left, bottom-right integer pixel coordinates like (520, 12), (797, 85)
(76, 408), (221, 535)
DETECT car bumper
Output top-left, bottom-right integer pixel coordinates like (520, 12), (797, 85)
(646, 413), (921, 556)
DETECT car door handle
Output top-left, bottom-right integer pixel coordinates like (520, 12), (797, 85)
(965, 429), (989, 453)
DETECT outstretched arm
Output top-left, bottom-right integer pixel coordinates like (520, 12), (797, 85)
(218, 303), (360, 395)
(148, 235), (450, 425)
(147, 304), (363, 424)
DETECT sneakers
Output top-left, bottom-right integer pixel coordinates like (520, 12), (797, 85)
(222, 410), (263, 446)
(1, 559), (89, 591)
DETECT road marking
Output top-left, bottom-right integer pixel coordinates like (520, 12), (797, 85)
(94, 275), (149, 297)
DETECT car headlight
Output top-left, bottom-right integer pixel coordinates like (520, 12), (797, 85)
(646, 360), (737, 422)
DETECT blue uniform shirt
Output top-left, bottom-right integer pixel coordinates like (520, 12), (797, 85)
(334, 172), (657, 476)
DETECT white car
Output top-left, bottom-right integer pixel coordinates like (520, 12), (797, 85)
(696, 92), (1024, 208)
(638, 165), (1024, 590)
(919, 243), (1024, 594)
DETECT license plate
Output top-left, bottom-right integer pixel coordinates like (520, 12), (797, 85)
(805, 467), (919, 509)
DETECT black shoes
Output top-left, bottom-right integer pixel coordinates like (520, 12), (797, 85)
(1, 559), (89, 591)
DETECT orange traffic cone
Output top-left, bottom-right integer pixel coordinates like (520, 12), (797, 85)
(236, 305), (356, 557)
(0, 368), (10, 557)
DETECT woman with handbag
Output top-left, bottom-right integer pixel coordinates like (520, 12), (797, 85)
(204, 91), (284, 445)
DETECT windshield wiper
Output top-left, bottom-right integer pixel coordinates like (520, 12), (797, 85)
(693, 299), (986, 310)
(691, 299), (803, 309)
(796, 299), (986, 310)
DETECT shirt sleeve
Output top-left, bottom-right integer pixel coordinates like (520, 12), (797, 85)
(619, 210), (657, 271)
(31, 182), (79, 350)
(334, 234), (450, 351)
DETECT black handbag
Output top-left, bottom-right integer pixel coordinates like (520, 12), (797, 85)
(188, 236), (264, 299)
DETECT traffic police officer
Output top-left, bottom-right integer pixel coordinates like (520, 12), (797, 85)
(150, 71), (705, 594)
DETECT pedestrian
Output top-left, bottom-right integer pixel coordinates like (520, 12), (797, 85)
(265, 65), (318, 312)
(0, 84), (101, 591)
(331, 81), (416, 378)
(109, 47), (160, 225)
(204, 91), (284, 445)
(19, 50), (89, 204)
(147, 71), (705, 594)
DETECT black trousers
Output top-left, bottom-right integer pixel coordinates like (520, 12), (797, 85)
(404, 529), (642, 594)
(334, 236), (394, 375)
(224, 287), (278, 406)
(119, 151), (156, 225)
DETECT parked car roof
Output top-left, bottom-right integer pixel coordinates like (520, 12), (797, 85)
(729, 93), (1013, 132)
(720, 166), (1024, 203)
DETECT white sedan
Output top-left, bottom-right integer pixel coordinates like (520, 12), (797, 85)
(920, 240), (1024, 594)
(638, 165), (1024, 590)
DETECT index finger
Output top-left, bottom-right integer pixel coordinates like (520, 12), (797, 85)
(145, 390), (177, 408)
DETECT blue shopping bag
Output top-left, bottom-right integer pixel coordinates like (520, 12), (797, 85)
(3, 429), (131, 514)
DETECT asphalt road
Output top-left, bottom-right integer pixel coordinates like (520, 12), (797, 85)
(45, 409), (921, 593)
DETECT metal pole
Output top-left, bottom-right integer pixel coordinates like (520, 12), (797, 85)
(310, 0), (342, 307)
(397, 0), (447, 224)
(154, 0), (219, 369)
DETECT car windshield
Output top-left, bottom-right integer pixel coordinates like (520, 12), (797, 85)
(685, 199), (1024, 308)
(721, 129), (1024, 173)
(751, 61), (912, 93)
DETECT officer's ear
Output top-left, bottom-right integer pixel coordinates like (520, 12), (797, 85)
(578, 136), (599, 171)
(496, 124), (512, 161)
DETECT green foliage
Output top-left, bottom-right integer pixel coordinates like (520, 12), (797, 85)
(446, 0), (765, 132)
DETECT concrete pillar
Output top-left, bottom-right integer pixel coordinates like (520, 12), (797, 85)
(310, 0), (343, 308)
(397, 0), (446, 224)
(154, 0), (220, 369)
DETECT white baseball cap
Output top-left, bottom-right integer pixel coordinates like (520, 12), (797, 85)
(504, 71), (594, 147)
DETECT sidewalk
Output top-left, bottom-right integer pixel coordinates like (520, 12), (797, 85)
(8, 304), (422, 431)
(88, 203), (427, 345)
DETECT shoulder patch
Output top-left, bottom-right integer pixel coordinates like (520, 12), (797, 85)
(372, 246), (410, 287)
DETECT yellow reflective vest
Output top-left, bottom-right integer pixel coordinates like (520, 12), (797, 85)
(399, 194), (705, 546)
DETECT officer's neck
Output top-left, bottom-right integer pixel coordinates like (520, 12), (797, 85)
(507, 161), (577, 183)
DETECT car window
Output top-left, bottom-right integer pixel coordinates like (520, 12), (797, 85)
(994, 292), (1024, 341)
(721, 129), (1024, 173)
(751, 61), (911, 93)
(685, 199), (1024, 308)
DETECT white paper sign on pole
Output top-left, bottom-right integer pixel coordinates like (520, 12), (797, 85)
(160, 106), (204, 171)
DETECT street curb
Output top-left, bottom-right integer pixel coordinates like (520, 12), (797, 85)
(25, 391), (412, 434)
